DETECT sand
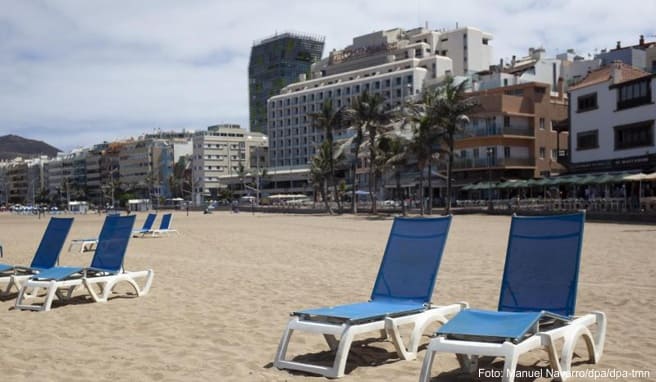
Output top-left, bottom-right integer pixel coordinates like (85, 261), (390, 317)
(0, 211), (654, 381)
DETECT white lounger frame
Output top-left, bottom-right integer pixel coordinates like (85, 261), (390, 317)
(68, 239), (98, 253)
(274, 302), (466, 378)
(0, 273), (34, 296)
(15, 269), (154, 312)
(419, 311), (606, 382)
(148, 228), (178, 237)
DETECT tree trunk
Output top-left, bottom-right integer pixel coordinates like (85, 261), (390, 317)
(369, 134), (377, 214)
(322, 178), (333, 215)
(329, 144), (341, 213)
(418, 170), (425, 216)
(446, 138), (454, 215)
(351, 147), (359, 215)
(427, 162), (433, 215)
(396, 170), (406, 216)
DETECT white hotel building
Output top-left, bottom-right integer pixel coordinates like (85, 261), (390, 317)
(568, 62), (656, 172)
(267, 26), (493, 169)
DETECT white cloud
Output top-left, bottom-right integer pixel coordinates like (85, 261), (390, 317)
(1, 0), (655, 151)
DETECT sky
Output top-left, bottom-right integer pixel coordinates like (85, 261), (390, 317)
(1, 0), (655, 152)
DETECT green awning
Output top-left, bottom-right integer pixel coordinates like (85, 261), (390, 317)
(579, 175), (599, 185)
(591, 173), (627, 184)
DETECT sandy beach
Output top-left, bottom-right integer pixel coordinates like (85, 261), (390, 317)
(0, 211), (654, 381)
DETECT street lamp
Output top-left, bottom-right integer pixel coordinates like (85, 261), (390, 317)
(487, 147), (494, 210)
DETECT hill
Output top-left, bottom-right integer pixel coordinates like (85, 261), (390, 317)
(0, 134), (61, 160)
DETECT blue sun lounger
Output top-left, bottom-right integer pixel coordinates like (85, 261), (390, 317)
(420, 212), (606, 382)
(149, 213), (178, 237)
(131, 213), (157, 237)
(15, 215), (154, 311)
(274, 216), (465, 378)
(0, 217), (74, 295)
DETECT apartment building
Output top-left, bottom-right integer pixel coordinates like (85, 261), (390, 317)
(312, 26), (492, 78)
(450, 82), (569, 187)
(475, 47), (601, 94)
(118, 138), (174, 200)
(267, 26), (492, 170)
(191, 124), (267, 204)
(249, 32), (325, 134)
(1, 156), (47, 204)
(596, 35), (656, 72)
(568, 62), (656, 172)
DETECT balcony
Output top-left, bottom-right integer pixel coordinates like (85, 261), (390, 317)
(448, 157), (535, 170)
(456, 125), (534, 139)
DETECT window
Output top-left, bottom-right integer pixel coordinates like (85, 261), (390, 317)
(577, 93), (598, 112)
(551, 149), (558, 159)
(504, 146), (511, 158)
(396, 77), (402, 86)
(406, 75), (413, 84)
(616, 79), (652, 110)
(385, 79), (390, 87)
(539, 118), (545, 130)
(473, 148), (479, 158)
(539, 147), (546, 159)
(503, 116), (510, 128)
(576, 130), (599, 150)
(614, 121), (654, 150)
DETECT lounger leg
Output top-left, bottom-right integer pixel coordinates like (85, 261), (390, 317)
(331, 328), (354, 378)
(15, 284), (31, 307)
(590, 311), (606, 362)
(456, 354), (477, 374)
(42, 281), (59, 312)
(502, 346), (519, 382)
(418, 345), (437, 382)
(274, 325), (295, 369)
(324, 334), (339, 351)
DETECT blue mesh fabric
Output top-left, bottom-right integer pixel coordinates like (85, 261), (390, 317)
(498, 213), (584, 317)
(141, 213), (157, 231)
(371, 216), (452, 304)
(437, 309), (543, 342)
(90, 215), (136, 272)
(159, 214), (172, 230)
(31, 217), (74, 269)
(295, 300), (427, 324)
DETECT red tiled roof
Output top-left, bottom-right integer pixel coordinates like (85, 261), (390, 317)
(569, 63), (652, 91)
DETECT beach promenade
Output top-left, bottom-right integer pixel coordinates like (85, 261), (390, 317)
(0, 212), (653, 381)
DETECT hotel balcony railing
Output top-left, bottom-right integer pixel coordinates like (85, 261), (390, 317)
(455, 125), (534, 139)
(445, 157), (535, 170)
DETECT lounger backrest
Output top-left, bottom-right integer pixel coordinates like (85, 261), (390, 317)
(498, 212), (585, 317)
(371, 216), (452, 305)
(159, 213), (172, 230)
(30, 217), (74, 268)
(91, 215), (136, 272)
(142, 213), (157, 230)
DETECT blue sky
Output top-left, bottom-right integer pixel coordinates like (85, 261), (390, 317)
(1, 0), (655, 151)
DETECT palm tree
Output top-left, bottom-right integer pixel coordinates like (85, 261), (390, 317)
(432, 76), (478, 214)
(379, 134), (410, 216)
(407, 116), (439, 215)
(310, 99), (345, 212)
(344, 91), (394, 214)
(309, 141), (333, 214)
(401, 89), (444, 215)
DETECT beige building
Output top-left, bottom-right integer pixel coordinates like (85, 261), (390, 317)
(191, 124), (267, 204)
(452, 82), (569, 188)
